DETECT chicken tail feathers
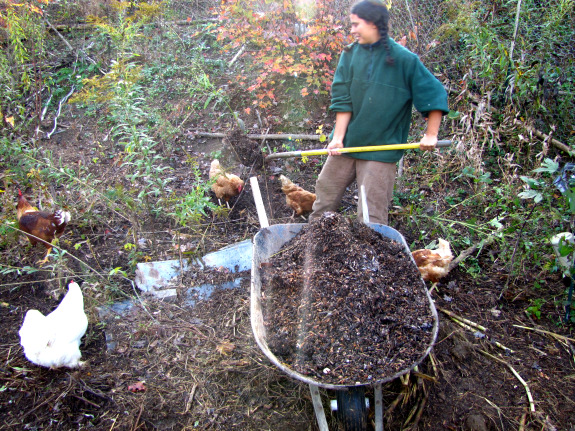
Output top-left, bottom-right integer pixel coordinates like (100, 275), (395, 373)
(54, 210), (71, 236)
(55, 210), (71, 225)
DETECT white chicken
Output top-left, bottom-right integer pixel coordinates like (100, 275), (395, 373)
(19, 280), (88, 368)
(412, 238), (453, 282)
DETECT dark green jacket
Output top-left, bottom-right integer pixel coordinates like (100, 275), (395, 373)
(329, 38), (449, 163)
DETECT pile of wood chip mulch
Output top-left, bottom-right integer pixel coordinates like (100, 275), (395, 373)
(259, 212), (436, 385)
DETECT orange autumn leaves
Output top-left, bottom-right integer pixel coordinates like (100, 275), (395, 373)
(217, 0), (349, 108)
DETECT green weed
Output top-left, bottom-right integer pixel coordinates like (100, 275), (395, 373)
(169, 161), (217, 226)
(526, 298), (546, 319)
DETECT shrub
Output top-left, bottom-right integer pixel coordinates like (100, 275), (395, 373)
(217, 0), (350, 109)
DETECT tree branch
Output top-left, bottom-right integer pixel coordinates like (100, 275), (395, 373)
(44, 18), (100, 69)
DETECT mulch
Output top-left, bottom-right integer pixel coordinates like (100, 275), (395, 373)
(260, 212), (436, 385)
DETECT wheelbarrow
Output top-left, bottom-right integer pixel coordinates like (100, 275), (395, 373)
(249, 178), (439, 430)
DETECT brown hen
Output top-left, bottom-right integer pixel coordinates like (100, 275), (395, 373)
(412, 238), (453, 282)
(279, 175), (316, 218)
(209, 160), (244, 208)
(17, 189), (71, 265)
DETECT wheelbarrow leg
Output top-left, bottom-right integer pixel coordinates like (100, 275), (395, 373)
(309, 384), (329, 431)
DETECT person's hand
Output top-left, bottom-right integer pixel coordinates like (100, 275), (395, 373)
(326, 139), (344, 156)
(419, 134), (438, 151)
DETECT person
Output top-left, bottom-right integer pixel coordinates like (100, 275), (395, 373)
(309, 0), (449, 225)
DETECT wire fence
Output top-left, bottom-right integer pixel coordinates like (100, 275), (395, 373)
(55, 0), (575, 146)
(190, 0), (458, 68)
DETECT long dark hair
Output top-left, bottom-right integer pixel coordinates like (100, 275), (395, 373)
(350, 0), (394, 64)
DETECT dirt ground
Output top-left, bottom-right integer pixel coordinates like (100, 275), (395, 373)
(1, 118), (574, 430)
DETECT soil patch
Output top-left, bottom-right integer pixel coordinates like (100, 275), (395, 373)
(226, 128), (264, 170)
(2, 143), (575, 430)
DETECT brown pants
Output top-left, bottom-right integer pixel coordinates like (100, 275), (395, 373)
(309, 156), (396, 224)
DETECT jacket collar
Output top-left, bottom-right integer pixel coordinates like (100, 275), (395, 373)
(359, 38), (383, 50)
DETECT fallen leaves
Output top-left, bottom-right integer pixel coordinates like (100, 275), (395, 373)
(216, 340), (235, 355)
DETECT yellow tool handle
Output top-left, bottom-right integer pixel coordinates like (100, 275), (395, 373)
(265, 140), (452, 160)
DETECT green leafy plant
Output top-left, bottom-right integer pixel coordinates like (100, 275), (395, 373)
(70, 57), (174, 216)
(169, 160), (218, 226)
(47, 62), (100, 110)
(0, 0), (53, 134)
(441, 0), (574, 146)
(518, 158), (560, 204)
(86, 1), (163, 60)
(187, 68), (233, 116)
(526, 298), (546, 319)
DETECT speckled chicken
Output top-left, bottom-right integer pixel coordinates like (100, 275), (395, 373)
(19, 281), (88, 368)
(279, 175), (316, 218)
(412, 238), (453, 282)
(209, 160), (244, 208)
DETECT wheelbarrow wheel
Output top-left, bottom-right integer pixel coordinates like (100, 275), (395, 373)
(336, 386), (367, 431)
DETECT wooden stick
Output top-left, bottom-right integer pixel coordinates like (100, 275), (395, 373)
(437, 307), (486, 332)
(409, 387), (429, 428)
(183, 383), (197, 414)
(428, 282), (439, 295)
(448, 315), (477, 332)
(479, 350), (535, 413)
(440, 309), (514, 353)
(490, 339), (515, 354)
(429, 352), (439, 381)
(412, 371), (437, 383)
(228, 45), (245, 67)
(513, 325), (575, 343)
(131, 404), (144, 431)
(385, 391), (405, 418)
(518, 410), (527, 431)
(402, 395), (419, 427)
(44, 18), (99, 68)
(108, 414), (120, 431)
(514, 118), (572, 155)
(195, 132), (321, 140)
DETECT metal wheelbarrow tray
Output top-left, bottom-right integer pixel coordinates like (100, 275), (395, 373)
(250, 222), (439, 430)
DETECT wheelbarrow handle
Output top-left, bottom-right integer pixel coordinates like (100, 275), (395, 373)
(265, 140), (452, 161)
(250, 177), (269, 228)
